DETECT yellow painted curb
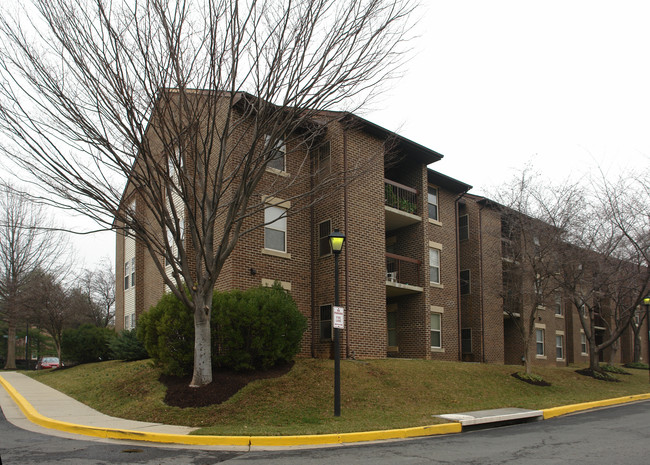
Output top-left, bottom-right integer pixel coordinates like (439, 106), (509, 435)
(0, 375), (460, 447)
(542, 393), (650, 420)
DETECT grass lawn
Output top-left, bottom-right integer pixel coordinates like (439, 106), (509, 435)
(27, 358), (650, 436)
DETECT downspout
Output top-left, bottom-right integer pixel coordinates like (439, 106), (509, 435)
(309, 145), (317, 358)
(343, 126), (351, 358)
(455, 189), (470, 361)
(478, 202), (486, 363)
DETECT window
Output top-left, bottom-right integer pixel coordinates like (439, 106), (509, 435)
(264, 205), (287, 252)
(580, 333), (587, 354)
(318, 220), (331, 257)
(320, 304), (332, 340)
(387, 310), (397, 347)
(265, 135), (286, 172)
(429, 248), (440, 284)
(460, 270), (470, 295)
(556, 334), (564, 360)
(554, 294), (562, 315)
(315, 141), (331, 178)
(130, 258), (135, 288)
(430, 313), (441, 348)
(536, 329), (545, 356)
(459, 214), (469, 241)
(124, 261), (130, 290)
(427, 186), (438, 221)
(461, 328), (472, 354)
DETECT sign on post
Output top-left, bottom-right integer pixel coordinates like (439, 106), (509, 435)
(333, 306), (345, 329)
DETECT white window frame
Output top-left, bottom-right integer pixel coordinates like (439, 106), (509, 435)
(427, 186), (439, 221)
(429, 246), (441, 285)
(264, 205), (287, 253)
(536, 328), (545, 357)
(130, 257), (135, 288)
(430, 312), (442, 349)
(580, 332), (588, 355)
(555, 333), (564, 361)
(124, 261), (130, 290)
(265, 135), (286, 173)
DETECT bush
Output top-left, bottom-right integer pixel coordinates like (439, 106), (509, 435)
(62, 324), (114, 364)
(213, 283), (307, 371)
(137, 292), (194, 376)
(601, 364), (630, 375)
(110, 329), (149, 361)
(624, 362), (649, 370)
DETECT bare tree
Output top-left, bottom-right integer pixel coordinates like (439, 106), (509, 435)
(0, 186), (68, 369)
(78, 259), (115, 327)
(558, 171), (650, 372)
(0, 0), (416, 386)
(29, 272), (70, 360)
(493, 169), (584, 374)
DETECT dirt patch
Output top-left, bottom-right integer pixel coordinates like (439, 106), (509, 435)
(160, 362), (293, 408)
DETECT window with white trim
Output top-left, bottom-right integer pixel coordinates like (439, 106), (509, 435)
(554, 293), (562, 315)
(130, 257), (135, 288)
(427, 186), (438, 221)
(264, 205), (287, 252)
(556, 334), (564, 360)
(536, 328), (545, 356)
(265, 135), (286, 172)
(430, 312), (442, 348)
(580, 333), (588, 355)
(429, 248), (440, 284)
(124, 261), (130, 290)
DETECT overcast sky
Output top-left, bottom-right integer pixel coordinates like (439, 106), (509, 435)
(73, 0), (650, 270)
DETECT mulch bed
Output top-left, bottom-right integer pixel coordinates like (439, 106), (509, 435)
(575, 368), (621, 382)
(511, 372), (551, 386)
(160, 362), (294, 408)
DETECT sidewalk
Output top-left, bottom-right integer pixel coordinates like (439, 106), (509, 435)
(2, 371), (650, 449)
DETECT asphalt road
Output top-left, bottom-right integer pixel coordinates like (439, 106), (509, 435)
(1, 400), (649, 464)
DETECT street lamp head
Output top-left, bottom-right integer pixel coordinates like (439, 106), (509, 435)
(329, 229), (346, 255)
(644, 294), (650, 306)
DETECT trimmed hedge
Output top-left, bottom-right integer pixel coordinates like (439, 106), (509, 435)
(137, 291), (195, 376)
(137, 284), (306, 375)
(213, 283), (307, 371)
(110, 329), (149, 361)
(62, 324), (114, 364)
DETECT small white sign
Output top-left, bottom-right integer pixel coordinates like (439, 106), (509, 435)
(333, 306), (345, 329)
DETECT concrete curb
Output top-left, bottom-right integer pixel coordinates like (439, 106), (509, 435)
(541, 393), (650, 420)
(0, 374), (461, 447)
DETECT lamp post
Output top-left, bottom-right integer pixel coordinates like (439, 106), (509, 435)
(328, 228), (345, 417)
(643, 294), (650, 378)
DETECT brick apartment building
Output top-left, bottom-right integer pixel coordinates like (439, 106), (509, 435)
(115, 93), (647, 367)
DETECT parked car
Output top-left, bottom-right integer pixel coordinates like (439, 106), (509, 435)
(36, 357), (61, 370)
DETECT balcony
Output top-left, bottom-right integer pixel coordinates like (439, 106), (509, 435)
(385, 179), (421, 231)
(386, 253), (423, 297)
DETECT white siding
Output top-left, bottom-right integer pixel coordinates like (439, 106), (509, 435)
(124, 234), (136, 329)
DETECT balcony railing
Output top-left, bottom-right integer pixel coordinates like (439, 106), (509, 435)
(385, 179), (419, 215)
(386, 252), (421, 287)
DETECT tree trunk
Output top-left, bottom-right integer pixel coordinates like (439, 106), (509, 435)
(4, 322), (16, 369)
(589, 343), (600, 371)
(608, 339), (619, 365)
(190, 292), (213, 387)
(633, 329), (642, 363)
